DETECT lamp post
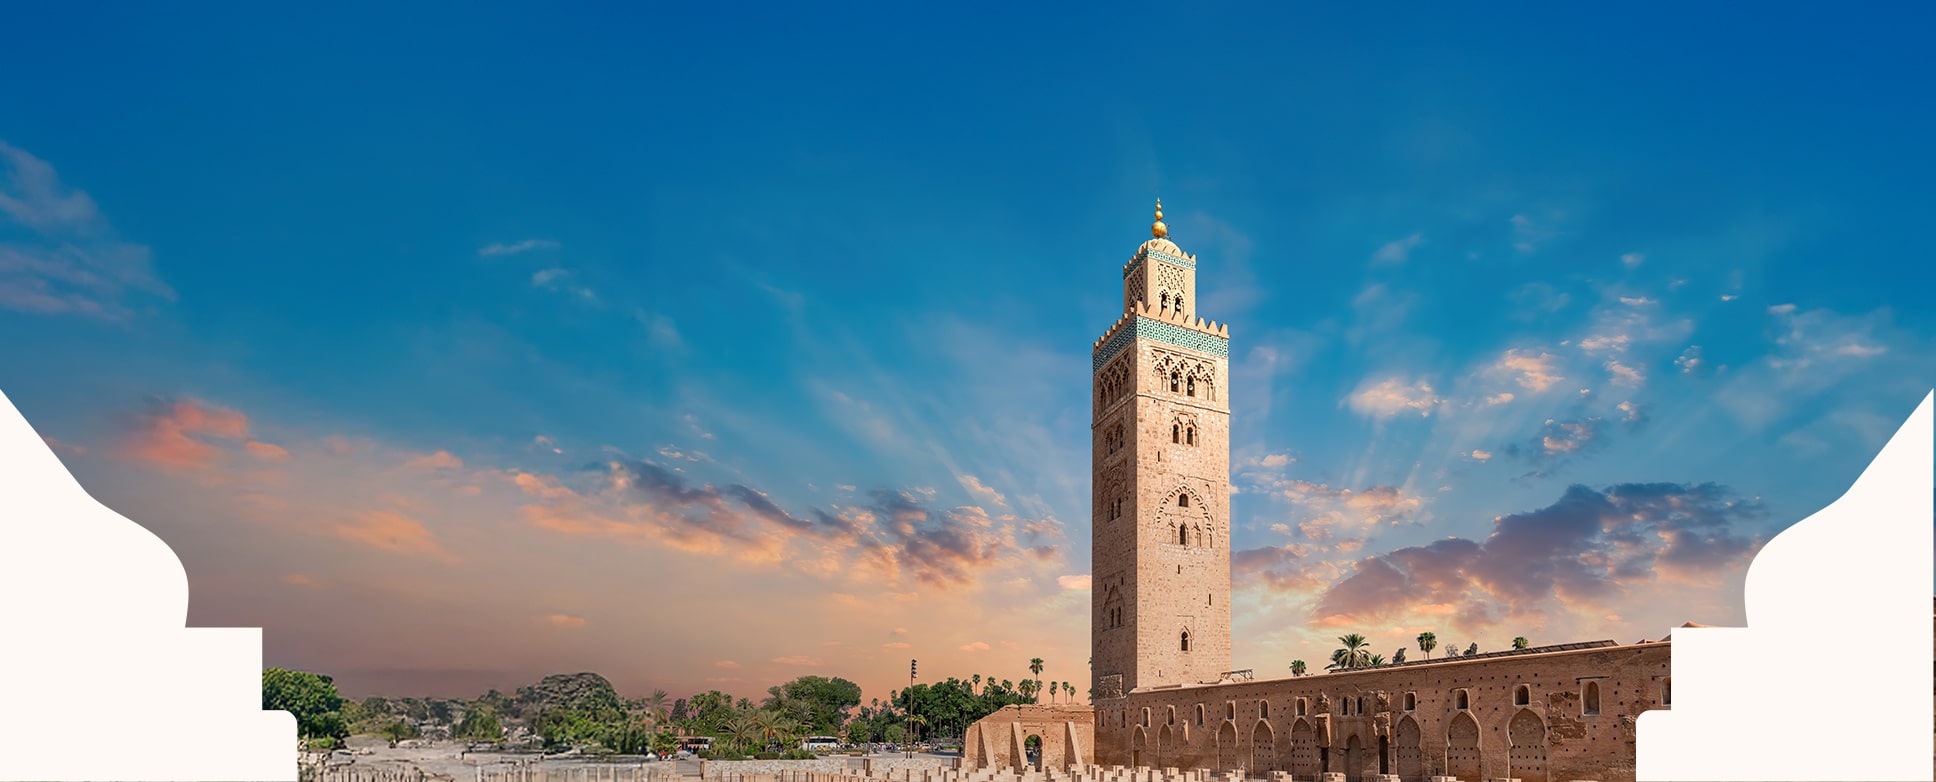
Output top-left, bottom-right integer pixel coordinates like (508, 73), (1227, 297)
(906, 659), (916, 759)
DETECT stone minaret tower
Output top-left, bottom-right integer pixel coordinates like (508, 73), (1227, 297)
(1090, 201), (1233, 699)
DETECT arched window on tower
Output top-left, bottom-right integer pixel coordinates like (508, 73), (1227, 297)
(1186, 427), (1195, 445)
(1178, 526), (1188, 545)
(1583, 681), (1602, 716)
(1179, 494), (1190, 508)
(1171, 372), (1180, 392)
(1173, 424), (1181, 443)
(1187, 376), (1196, 397)
(1176, 294), (1185, 314)
(1160, 293), (1170, 312)
(1180, 631), (1192, 652)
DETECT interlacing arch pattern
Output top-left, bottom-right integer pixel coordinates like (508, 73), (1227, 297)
(1102, 585), (1125, 629)
(1103, 420), (1127, 456)
(1156, 263), (1186, 299)
(1096, 355), (1134, 409)
(1162, 486), (1214, 549)
(1096, 464), (1127, 524)
(1151, 350), (1217, 401)
(1171, 412), (1200, 446)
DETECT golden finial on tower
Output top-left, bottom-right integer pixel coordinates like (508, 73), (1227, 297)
(1151, 198), (1168, 239)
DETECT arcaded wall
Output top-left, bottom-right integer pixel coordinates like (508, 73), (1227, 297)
(1092, 642), (1671, 782)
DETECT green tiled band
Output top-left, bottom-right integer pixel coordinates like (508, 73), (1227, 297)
(1093, 316), (1229, 371)
(1122, 249), (1198, 278)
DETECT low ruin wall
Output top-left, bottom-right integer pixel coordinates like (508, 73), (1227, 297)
(701, 759), (850, 778)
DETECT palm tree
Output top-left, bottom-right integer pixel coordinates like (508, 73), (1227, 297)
(1367, 654), (1387, 667)
(1416, 631), (1437, 660)
(725, 714), (760, 756)
(907, 714), (928, 743)
(1512, 636), (1530, 650)
(1064, 682), (1075, 702)
(1290, 660), (1307, 676)
(1048, 680), (1059, 704)
(1329, 633), (1373, 670)
(972, 674), (982, 695)
(753, 710), (785, 753)
(1029, 658), (1045, 701)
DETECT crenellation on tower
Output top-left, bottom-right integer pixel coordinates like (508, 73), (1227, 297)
(1093, 202), (1233, 699)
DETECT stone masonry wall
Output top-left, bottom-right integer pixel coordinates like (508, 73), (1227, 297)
(1094, 642), (1670, 782)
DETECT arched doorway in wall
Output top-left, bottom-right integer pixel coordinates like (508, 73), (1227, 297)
(1130, 726), (1147, 769)
(1377, 735), (1390, 775)
(1024, 734), (1043, 772)
(1288, 719), (1319, 779)
(1157, 725), (1174, 769)
(1215, 721), (1238, 770)
(1394, 715), (1423, 782)
(1249, 720), (1276, 773)
(1344, 734), (1365, 779)
(1446, 712), (1481, 782)
(1508, 708), (1549, 782)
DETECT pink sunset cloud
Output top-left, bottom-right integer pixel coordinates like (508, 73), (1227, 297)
(121, 397), (250, 469)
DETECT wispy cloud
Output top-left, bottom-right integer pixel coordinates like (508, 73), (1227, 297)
(0, 140), (174, 319)
(478, 239), (559, 257)
(1372, 233), (1423, 265)
(532, 268), (598, 303)
(1345, 376), (1440, 419)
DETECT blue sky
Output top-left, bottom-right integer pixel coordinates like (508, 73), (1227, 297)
(1, 3), (1932, 701)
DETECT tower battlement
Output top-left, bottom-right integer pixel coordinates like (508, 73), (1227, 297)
(1091, 203), (1233, 699)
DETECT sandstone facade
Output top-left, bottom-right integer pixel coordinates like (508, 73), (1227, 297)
(980, 217), (1680, 782)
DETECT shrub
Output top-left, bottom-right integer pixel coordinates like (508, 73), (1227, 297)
(754, 752), (780, 760)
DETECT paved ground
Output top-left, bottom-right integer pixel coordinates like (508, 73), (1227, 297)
(319, 744), (963, 781)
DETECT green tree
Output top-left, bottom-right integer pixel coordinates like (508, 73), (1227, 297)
(1512, 636), (1530, 650)
(1064, 682), (1075, 702)
(762, 676), (863, 735)
(1029, 658), (1045, 683)
(972, 674), (982, 695)
(1327, 634), (1373, 670)
(649, 730), (679, 756)
(455, 707), (503, 742)
(1416, 632), (1437, 660)
(262, 668), (349, 743)
(844, 720), (872, 746)
(1367, 654), (1387, 667)
(1290, 660), (1306, 676)
(379, 719), (416, 748)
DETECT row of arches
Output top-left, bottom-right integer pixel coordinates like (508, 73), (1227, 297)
(1096, 358), (1132, 410)
(1123, 709), (1552, 782)
(1151, 353), (1217, 402)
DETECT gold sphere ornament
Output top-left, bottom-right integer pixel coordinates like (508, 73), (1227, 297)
(1151, 199), (1167, 238)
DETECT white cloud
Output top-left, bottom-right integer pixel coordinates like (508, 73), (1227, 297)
(532, 268), (598, 302)
(1606, 360), (1645, 387)
(479, 239), (559, 257)
(1493, 350), (1563, 392)
(1676, 346), (1704, 374)
(1372, 233), (1424, 264)
(1621, 253), (1645, 268)
(1345, 377), (1441, 419)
